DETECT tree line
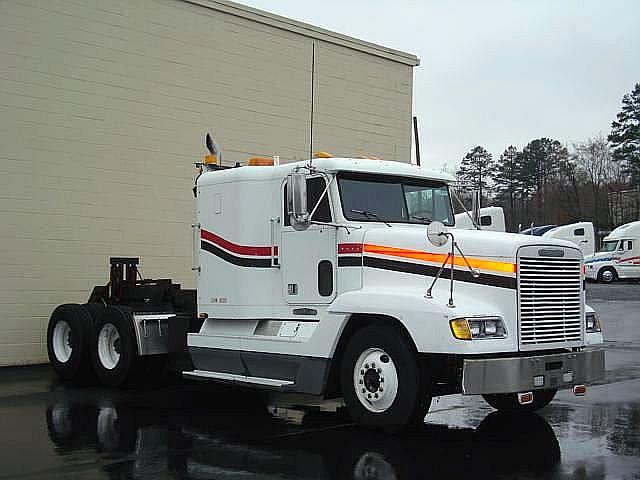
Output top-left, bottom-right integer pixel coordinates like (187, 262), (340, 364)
(455, 82), (640, 233)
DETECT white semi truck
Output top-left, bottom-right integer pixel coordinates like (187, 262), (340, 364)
(585, 220), (640, 283)
(46, 145), (605, 432)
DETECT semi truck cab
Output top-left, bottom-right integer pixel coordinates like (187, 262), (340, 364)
(46, 154), (605, 432)
(585, 220), (640, 283)
(186, 156), (604, 430)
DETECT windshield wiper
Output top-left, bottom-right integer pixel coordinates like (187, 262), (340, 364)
(410, 215), (432, 224)
(350, 209), (392, 227)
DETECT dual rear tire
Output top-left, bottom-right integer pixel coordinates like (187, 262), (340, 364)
(47, 304), (95, 383)
(47, 304), (159, 387)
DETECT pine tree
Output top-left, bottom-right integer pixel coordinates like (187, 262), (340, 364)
(493, 146), (522, 229)
(456, 146), (495, 203)
(520, 138), (568, 223)
(494, 146), (521, 207)
(608, 82), (640, 185)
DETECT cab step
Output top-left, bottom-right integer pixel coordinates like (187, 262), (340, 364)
(182, 369), (294, 388)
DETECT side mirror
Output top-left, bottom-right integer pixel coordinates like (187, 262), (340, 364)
(287, 173), (309, 229)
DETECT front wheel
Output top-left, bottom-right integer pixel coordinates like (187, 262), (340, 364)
(340, 323), (431, 432)
(483, 388), (557, 413)
(598, 267), (618, 283)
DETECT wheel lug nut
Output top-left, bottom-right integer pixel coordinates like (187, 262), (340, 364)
(377, 368), (382, 373)
(374, 393), (378, 399)
(371, 363), (376, 368)
(359, 379), (363, 384)
(380, 377), (384, 383)
(360, 369), (364, 375)
(367, 393), (372, 399)
(379, 386), (383, 392)
(365, 363), (369, 369)
(362, 388), (366, 393)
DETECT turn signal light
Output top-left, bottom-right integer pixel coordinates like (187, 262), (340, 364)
(573, 385), (586, 396)
(204, 154), (217, 165)
(518, 392), (533, 405)
(450, 318), (472, 340)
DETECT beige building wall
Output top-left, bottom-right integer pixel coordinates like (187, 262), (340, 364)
(0, 0), (418, 365)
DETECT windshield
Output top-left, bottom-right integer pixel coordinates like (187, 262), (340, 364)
(338, 173), (454, 225)
(600, 240), (618, 252)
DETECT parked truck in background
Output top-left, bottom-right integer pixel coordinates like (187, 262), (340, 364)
(585, 220), (640, 283)
(542, 222), (596, 258)
(46, 142), (605, 432)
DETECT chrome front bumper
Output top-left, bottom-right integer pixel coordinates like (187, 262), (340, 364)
(461, 348), (605, 395)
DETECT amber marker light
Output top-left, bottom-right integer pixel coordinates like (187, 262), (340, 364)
(449, 318), (472, 340)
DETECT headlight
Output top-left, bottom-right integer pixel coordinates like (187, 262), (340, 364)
(586, 312), (602, 333)
(450, 317), (507, 340)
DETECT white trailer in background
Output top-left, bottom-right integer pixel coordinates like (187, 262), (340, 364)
(455, 207), (506, 232)
(585, 220), (640, 283)
(542, 222), (596, 258)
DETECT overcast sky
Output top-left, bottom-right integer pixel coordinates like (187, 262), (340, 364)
(242, 0), (640, 172)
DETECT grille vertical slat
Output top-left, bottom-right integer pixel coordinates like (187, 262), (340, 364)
(518, 248), (584, 349)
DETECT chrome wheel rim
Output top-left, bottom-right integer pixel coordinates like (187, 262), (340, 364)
(52, 320), (72, 363)
(98, 323), (121, 370)
(601, 270), (614, 282)
(353, 348), (398, 413)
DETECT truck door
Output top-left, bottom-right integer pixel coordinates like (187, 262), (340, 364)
(617, 239), (637, 277)
(281, 176), (337, 304)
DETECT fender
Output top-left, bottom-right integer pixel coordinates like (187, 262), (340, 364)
(328, 287), (517, 354)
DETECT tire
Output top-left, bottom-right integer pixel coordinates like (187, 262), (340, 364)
(339, 323), (431, 433)
(598, 267), (618, 284)
(47, 303), (95, 383)
(482, 388), (557, 413)
(92, 306), (142, 387)
(84, 302), (106, 325)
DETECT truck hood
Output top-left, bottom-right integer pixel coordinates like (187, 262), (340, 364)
(362, 226), (579, 261)
(584, 250), (613, 263)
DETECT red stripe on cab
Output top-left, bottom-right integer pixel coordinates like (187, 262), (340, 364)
(338, 243), (363, 254)
(201, 229), (277, 256)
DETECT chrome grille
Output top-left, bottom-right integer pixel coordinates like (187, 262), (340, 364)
(517, 247), (583, 349)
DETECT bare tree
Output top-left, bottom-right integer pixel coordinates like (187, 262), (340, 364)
(571, 135), (615, 230)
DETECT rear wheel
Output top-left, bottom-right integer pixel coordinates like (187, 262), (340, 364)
(340, 323), (431, 432)
(598, 267), (617, 283)
(482, 388), (557, 412)
(47, 304), (95, 383)
(92, 306), (141, 387)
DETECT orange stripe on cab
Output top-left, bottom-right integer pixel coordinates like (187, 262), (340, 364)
(362, 244), (516, 275)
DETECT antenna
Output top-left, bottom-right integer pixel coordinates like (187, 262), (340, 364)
(309, 42), (316, 168)
(413, 116), (421, 166)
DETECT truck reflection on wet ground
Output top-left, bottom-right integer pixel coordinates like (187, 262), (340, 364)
(1, 284), (639, 480)
(42, 382), (561, 480)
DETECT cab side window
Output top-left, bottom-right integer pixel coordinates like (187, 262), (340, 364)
(574, 228), (585, 236)
(283, 177), (332, 226)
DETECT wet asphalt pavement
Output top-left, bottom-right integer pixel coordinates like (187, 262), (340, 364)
(1, 282), (639, 479)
